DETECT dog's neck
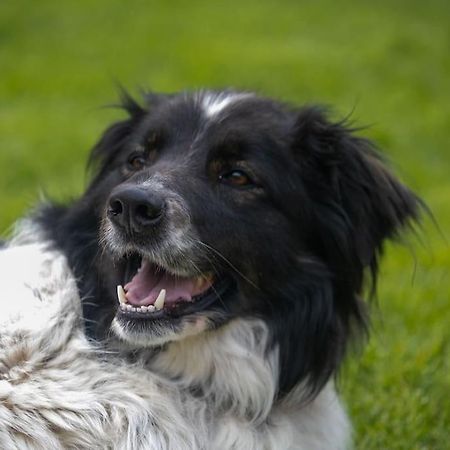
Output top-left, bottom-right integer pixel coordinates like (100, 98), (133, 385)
(147, 318), (279, 423)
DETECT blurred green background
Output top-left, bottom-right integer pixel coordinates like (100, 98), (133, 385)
(0, 0), (449, 447)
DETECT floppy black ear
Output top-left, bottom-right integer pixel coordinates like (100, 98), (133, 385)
(293, 107), (421, 289)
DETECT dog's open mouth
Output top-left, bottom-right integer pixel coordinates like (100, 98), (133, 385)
(116, 256), (232, 319)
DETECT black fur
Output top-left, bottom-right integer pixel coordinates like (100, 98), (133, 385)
(36, 90), (420, 399)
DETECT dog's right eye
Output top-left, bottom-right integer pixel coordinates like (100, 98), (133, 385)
(218, 170), (254, 188)
(127, 153), (147, 171)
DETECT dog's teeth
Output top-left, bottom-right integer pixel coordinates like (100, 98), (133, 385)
(117, 285), (127, 304)
(154, 289), (166, 310)
(148, 305), (156, 312)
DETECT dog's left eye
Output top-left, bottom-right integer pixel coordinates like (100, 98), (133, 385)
(127, 153), (147, 171)
(219, 170), (254, 187)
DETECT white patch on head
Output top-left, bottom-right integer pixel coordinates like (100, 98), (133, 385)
(201, 91), (253, 119)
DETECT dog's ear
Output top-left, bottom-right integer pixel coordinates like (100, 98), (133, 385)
(292, 107), (421, 283)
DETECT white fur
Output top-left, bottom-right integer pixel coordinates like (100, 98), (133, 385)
(0, 224), (351, 449)
(201, 92), (253, 118)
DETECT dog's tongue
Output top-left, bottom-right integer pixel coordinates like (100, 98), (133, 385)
(124, 260), (213, 307)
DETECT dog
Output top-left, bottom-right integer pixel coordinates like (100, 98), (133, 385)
(0, 90), (420, 449)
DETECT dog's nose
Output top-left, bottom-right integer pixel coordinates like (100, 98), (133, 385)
(107, 186), (165, 232)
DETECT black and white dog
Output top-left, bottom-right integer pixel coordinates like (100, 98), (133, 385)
(0, 90), (420, 449)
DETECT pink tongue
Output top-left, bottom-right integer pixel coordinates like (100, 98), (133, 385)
(124, 260), (212, 307)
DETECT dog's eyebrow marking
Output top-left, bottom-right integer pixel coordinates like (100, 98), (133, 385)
(201, 92), (253, 118)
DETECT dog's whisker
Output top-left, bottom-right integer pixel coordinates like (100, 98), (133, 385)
(194, 240), (260, 290)
(82, 302), (102, 308)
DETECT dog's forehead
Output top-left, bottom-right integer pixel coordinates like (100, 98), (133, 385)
(143, 91), (291, 148)
(149, 91), (285, 125)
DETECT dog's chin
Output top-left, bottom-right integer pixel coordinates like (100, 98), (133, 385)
(109, 249), (236, 347)
(111, 313), (215, 347)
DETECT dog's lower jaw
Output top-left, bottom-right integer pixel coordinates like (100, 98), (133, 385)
(111, 313), (214, 347)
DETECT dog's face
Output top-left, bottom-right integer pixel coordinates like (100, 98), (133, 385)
(81, 90), (419, 395)
(89, 92), (301, 345)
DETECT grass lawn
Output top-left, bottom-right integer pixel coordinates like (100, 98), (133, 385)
(1, 0), (449, 447)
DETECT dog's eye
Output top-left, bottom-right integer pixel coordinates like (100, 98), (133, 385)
(127, 153), (147, 171)
(219, 170), (254, 187)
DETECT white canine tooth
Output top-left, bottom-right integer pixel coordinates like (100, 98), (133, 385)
(117, 285), (127, 304)
(154, 289), (166, 310)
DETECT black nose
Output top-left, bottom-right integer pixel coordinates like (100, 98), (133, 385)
(107, 186), (165, 232)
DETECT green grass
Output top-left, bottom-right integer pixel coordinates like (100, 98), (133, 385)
(0, 0), (449, 447)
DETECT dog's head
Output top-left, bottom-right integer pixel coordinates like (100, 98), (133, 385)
(81, 90), (420, 396)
